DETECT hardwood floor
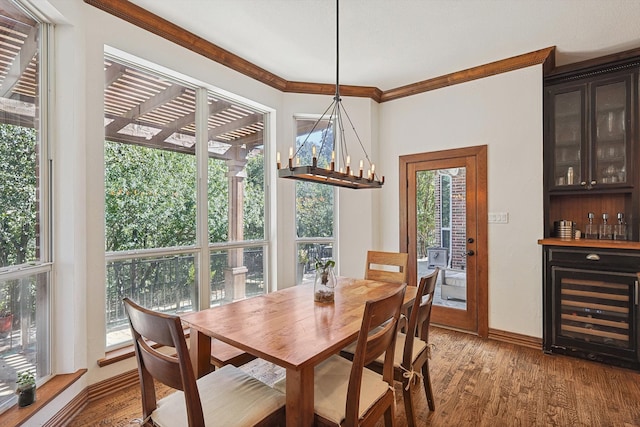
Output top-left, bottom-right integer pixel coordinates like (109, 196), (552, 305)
(69, 327), (640, 426)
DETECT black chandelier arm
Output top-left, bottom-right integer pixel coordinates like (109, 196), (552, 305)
(293, 99), (336, 159)
(338, 100), (379, 178)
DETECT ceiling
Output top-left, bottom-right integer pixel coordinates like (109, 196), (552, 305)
(127, 0), (640, 91)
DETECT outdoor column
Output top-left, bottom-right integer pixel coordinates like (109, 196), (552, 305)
(224, 150), (247, 302)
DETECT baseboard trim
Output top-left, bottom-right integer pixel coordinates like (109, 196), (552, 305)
(43, 391), (87, 427)
(87, 369), (139, 402)
(488, 328), (542, 350)
(46, 370), (139, 426)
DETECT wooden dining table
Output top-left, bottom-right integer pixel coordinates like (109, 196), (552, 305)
(181, 277), (416, 427)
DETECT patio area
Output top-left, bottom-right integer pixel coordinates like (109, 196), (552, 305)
(418, 258), (466, 310)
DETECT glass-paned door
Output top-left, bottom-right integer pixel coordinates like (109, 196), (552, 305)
(552, 89), (584, 188)
(402, 146), (487, 334)
(416, 168), (467, 312)
(592, 77), (631, 186)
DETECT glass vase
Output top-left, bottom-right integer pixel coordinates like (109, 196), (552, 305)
(314, 266), (336, 303)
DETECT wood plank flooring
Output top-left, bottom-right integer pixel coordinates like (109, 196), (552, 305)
(69, 327), (640, 426)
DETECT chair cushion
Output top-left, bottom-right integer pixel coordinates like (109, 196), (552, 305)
(343, 332), (427, 367)
(152, 364), (285, 427)
(274, 354), (389, 424)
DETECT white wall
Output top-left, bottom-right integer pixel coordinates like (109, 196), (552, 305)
(378, 66), (544, 337)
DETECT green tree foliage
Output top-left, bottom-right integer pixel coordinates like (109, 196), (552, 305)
(416, 170), (437, 258)
(105, 141), (199, 251)
(0, 124), (37, 267)
(207, 157), (229, 243)
(295, 124), (335, 239)
(104, 141), (267, 319)
(243, 151), (265, 240)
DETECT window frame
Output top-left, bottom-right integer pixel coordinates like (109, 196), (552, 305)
(293, 115), (338, 284)
(0, 4), (53, 412)
(103, 53), (271, 350)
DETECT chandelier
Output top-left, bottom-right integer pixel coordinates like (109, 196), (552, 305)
(277, 0), (384, 189)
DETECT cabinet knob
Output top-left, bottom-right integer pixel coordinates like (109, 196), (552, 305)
(467, 250), (475, 256)
(580, 181), (587, 186)
(590, 180), (597, 185)
(586, 254), (600, 261)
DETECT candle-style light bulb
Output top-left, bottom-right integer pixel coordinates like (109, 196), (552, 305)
(296, 157), (300, 166)
(331, 151), (335, 161)
(312, 146), (316, 158)
(346, 155), (351, 166)
(276, 152), (281, 169)
(330, 150), (335, 171)
(371, 163), (375, 174)
(288, 147), (293, 168)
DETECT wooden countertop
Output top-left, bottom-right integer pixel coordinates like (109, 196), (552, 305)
(538, 237), (640, 250)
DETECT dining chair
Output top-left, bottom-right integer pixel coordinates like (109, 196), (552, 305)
(275, 285), (406, 427)
(341, 269), (439, 427)
(123, 298), (285, 427)
(364, 251), (409, 285)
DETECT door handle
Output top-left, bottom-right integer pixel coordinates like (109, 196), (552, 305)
(467, 250), (475, 256)
(586, 254), (600, 261)
(467, 237), (474, 243)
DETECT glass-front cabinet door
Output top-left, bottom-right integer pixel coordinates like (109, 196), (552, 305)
(550, 87), (585, 189)
(547, 71), (633, 192)
(592, 75), (632, 187)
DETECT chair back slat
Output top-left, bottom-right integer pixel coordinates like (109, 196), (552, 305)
(403, 269), (438, 368)
(345, 285), (406, 427)
(364, 251), (409, 284)
(415, 272), (438, 342)
(137, 338), (184, 391)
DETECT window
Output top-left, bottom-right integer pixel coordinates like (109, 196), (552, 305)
(0, 1), (51, 411)
(440, 174), (452, 257)
(104, 57), (268, 348)
(294, 117), (335, 284)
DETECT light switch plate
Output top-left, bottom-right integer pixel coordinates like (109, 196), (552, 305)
(488, 212), (509, 224)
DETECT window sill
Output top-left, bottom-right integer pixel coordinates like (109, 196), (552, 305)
(98, 329), (253, 368)
(0, 369), (86, 427)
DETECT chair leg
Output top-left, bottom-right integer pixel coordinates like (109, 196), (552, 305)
(421, 362), (435, 411)
(384, 401), (396, 427)
(402, 380), (417, 427)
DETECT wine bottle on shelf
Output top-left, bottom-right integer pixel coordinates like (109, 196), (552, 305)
(614, 212), (627, 241)
(599, 213), (613, 240)
(584, 212), (598, 239)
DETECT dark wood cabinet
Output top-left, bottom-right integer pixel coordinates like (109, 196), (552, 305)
(544, 55), (640, 240)
(541, 49), (640, 370)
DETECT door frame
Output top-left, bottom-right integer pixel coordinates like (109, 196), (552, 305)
(399, 145), (488, 338)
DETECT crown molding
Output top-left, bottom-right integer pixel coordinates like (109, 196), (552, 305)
(381, 46), (555, 102)
(85, 0), (555, 103)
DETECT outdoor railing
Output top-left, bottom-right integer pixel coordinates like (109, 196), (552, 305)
(106, 248), (265, 341)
